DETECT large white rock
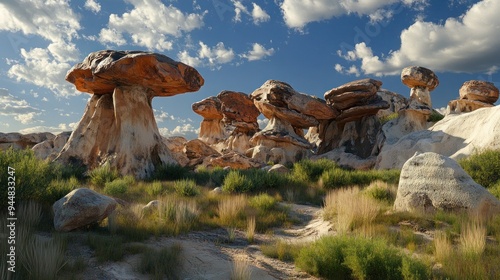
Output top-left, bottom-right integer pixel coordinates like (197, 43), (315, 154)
(394, 152), (500, 215)
(53, 188), (117, 232)
(377, 106), (500, 169)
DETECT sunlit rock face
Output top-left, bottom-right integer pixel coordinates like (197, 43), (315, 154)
(57, 50), (204, 179)
(446, 80), (499, 115)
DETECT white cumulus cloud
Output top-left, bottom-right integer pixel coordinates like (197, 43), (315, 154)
(84, 0), (101, 13)
(178, 41), (235, 69)
(241, 43), (274, 61)
(251, 3), (270, 24)
(99, 0), (206, 51)
(336, 0), (500, 76)
(231, 1), (270, 25)
(0, 88), (41, 124)
(159, 124), (199, 139)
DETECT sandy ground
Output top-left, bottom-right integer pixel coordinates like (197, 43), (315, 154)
(58, 203), (330, 280)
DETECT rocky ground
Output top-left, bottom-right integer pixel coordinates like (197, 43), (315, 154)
(58, 204), (329, 280)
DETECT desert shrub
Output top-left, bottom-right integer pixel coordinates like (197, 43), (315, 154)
(428, 111), (444, 123)
(261, 240), (304, 262)
(291, 158), (338, 183)
(379, 112), (399, 125)
(152, 163), (190, 181)
(249, 193), (277, 212)
(45, 176), (80, 203)
(53, 161), (87, 180)
(319, 168), (354, 189)
(222, 171), (254, 193)
(89, 163), (119, 188)
(194, 166), (229, 187)
(218, 195), (247, 225)
(363, 180), (397, 203)
(103, 175), (135, 196)
(246, 216), (256, 243)
(296, 235), (430, 280)
(489, 181), (500, 199)
(87, 234), (125, 262)
(434, 231), (453, 262)
(460, 219), (486, 258)
(231, 257), (252, 280)
(138, 244), (182, 280)
(459, 149), (500, 188)
(146, 181), (165, 197)
(173, 179), (200, 197)
(243, 168), (287, 190)
(0, 148), (59, 206)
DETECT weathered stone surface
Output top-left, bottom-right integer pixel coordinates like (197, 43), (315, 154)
(268, 164), (289, 174)
(66, 50), (204, 96)
(32, 131), (71, 160)
(184, 139), (221, 160)
(377, 106), (500, 169)
(57, 50), (204, 179)
(324, 78), (382, 99)
(192, 96), (223, 120)
(53, 188), (117, 232)
(218, 91), (260, 124)
(335, 98), (390, 123)
(0, 132), (55, 151)
(394, 152), (500, 216)
(312, 147), (377, 170)
(376, 89), (409, 118)
(401, 66), (438, 108)
(459, 80), (499, 104)
(201, 152), (263, 169)
(446, 99), (493, 115)
(162, 136), (189, 167)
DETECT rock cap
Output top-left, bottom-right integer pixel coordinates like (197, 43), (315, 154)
(401, 66), (439, 91)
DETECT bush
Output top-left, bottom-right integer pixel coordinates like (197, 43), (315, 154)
(87, 234), (125, 262)
(152, 163), (190, 181)
(363, 181), (397, 203)
(0, 148), (59, 206)
(89, 163), (119, 188)
(194, 166), (229, 187)
(45, 177), (80, 203)
(146, 181), (164, 197)
(460, 149), (500, 188)
(296, 235), (430, 280)
(103, 177), (132, 196)
(138, 244), (182, 280)
(291, 159), (338, 183)
(222, 171), (254, 193)
(261, 240), (304, 262)
(249, 193), (277, 212)
(489, 181), (500, 199)
(428, 111), (444, 123)
(173, 179), (200, 197)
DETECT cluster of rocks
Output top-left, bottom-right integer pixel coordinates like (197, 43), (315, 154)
(0, 132), (56, 151)
(446, 80), (499, 114)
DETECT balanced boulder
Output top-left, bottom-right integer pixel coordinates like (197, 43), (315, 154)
(447, 80), (498, 114)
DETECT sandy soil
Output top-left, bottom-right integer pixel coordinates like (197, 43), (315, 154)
(59, 203), (330, 280)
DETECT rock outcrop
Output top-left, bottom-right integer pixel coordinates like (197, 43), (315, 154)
(0, 132), (55, 151)
(394, 152), (500, 216)
(446, 80), (499, 114)
(249, 80), (337, 164)
(377, 105), (500, 169)
(309, 79), (389, 169)
(56, 50), (204, 179)
(53, 188), (117, 232)
(192, 97), (225, 145)
(32, 131), (71, 160)
(162, 136), (189, 167)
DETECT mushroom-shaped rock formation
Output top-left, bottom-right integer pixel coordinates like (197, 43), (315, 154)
(192, 96), (225, 145)
(401, 66), (439, 108)
(217, 91), (260, 154)
(311, 78), (388, 161)
(447, 80), (499, 114)
(249, 80), (336, 164)
(57, 50), (204, 179)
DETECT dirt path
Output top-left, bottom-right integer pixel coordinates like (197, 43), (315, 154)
(63, 203), (330, 280)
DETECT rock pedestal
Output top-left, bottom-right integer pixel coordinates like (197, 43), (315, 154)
(56, 50), (204, 179)
(249, 80), (336, 164)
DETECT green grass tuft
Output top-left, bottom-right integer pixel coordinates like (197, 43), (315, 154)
(173, 179), (200, 197)
(138, 244), (182, 280)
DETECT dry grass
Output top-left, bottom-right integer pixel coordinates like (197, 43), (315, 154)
(231, 256), (252, 280)
(247, 216), (256, 243)
(460, 219), (486, 257)
(434, 231), (453, 262)
(324, 187), (381, 234)
(218, 195), (247, 226)
(22, 235), (66, 280)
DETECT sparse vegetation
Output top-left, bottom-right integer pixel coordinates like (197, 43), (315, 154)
(103, 175), (135, 196)
(138, 244), (182, 280)
(173, 179), (200, 197)
(231, 257), (252, 280)
(246, 216), (256, 243)
(428, 111), (445, 123)
(379, 112), (399, 125)
(89, 163), (119, 188)
(222, 170), (254, 193)
(460, 148), (500, 189)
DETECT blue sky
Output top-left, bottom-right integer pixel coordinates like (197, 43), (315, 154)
(1, 0), (499, 139)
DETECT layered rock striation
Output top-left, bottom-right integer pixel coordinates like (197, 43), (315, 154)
(447, 80), (499, 114)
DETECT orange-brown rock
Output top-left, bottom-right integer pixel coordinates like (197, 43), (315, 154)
(66, 50), (204, 96)
(324, 78), (381, 100)
(200, 152), (263, 169)
(401, 66), (439, 107)
(57, 50), (204, 179)
(459, 80), (499, 104)
(192, 97), (226, 145)
(192, 96), (223, 120)
(446, 99), (493, 115)
(217, 91), (260, 124)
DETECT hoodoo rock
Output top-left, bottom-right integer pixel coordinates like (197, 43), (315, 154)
(249, 80), (336, 164)
(401, 66), (439, 108)
(56, 50), (204, 178)
(193, 96), (225, 145)
(310, 78), (389, 167)
(217, 91), (260, 154)
(447, 80), (499, 114)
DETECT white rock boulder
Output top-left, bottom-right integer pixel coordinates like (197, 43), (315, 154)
(53, 188), (117, 232)
(394, 152), (500, 216)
